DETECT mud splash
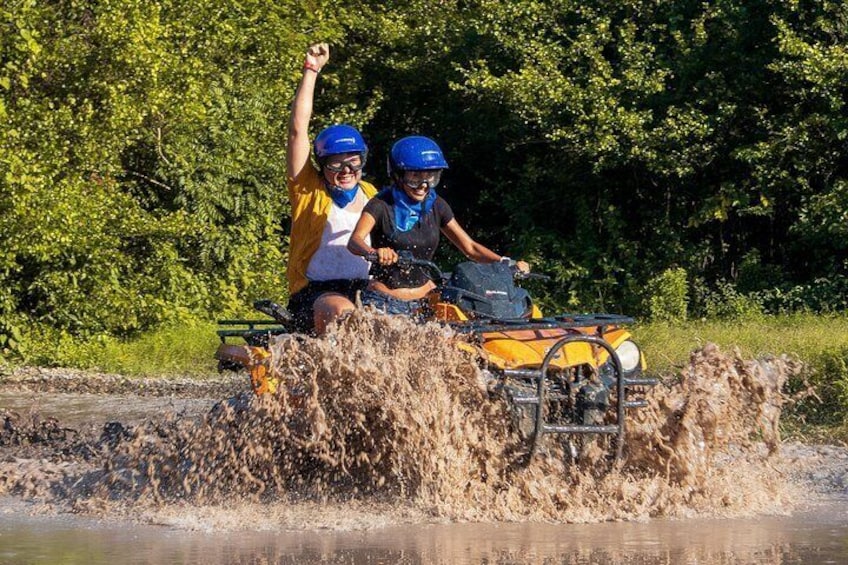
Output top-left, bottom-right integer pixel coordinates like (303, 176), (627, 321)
(0, 312), (809, 525)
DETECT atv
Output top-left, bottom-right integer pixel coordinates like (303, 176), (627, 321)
(215, 257), (657, 460)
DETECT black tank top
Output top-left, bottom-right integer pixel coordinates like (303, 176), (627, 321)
(363, 190), (454, 288)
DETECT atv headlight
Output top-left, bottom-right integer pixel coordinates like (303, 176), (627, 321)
(615, 340), (642, 373)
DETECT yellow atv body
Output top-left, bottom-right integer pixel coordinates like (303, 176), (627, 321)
(435, 298), (644, 372)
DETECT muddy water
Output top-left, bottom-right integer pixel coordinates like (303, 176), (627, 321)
(0, 391), (213, 428)
(1, 497), (847, 563)
(2, 312), (847, 563)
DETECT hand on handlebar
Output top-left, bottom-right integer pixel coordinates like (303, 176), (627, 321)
(510, 260), (551, 281)
(501, 257), (531, 274)
(365, 247), (399, 266)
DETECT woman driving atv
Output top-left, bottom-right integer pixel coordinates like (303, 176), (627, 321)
(347, 135), (529, 315)
(286, 42), (378, 334)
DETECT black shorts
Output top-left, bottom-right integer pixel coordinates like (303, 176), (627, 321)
(287, 279), (369, 333)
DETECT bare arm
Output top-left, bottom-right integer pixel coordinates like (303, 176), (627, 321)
(286, 43), (330, 181)
(442, 219), (530, 272)
(348, 212), (398, 265)
(441, 219), (502, 262)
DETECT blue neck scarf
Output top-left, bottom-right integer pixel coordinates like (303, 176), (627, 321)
(326, 183), (360, 208)
(391, 185), (437, 232)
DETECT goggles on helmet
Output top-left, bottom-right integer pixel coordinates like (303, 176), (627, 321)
(323, 153), (366, 173)
(401, 169), (442, 190)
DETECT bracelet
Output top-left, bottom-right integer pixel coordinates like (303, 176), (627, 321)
(500, 256), (517, 267)
(303, 62), (320, 73)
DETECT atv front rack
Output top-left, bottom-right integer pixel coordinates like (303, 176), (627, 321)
(458, 314), (659, 460)
(503, 334), (657, 460)
(451, 314), (658, 461)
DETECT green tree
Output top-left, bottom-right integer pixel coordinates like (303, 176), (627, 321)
(0, 1), (347, 347)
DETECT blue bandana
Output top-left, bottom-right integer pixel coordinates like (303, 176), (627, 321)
(326, 183), (360, 208)
(391, 186), (437, 232)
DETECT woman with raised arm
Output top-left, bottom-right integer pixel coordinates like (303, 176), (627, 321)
(286, 42), (377, 334)
(347, 135), (529, 315)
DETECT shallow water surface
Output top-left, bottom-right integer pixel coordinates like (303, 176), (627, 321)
(1, 498), (847, 564)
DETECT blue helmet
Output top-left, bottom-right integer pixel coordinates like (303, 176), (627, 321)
(313, 124), (368, 159)
(389, 136), (449, 175)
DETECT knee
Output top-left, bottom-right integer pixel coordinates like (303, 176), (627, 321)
(330, 301), (355, 316)
(315, 295), (354, 319)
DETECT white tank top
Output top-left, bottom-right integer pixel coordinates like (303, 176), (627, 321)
(306, 190), (371, 281)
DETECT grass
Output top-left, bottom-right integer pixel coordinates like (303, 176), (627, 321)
(634, 313), (848, 377)
(634, 312), (848, 443)
(87, 321), (223, 377)
(15, 319), (222, 378)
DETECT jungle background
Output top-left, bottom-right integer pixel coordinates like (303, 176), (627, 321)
(1, 1), (847, 429)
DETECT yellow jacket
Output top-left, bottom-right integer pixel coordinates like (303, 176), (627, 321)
(286, 166), (377, 295)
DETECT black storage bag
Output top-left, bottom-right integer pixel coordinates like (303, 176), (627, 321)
(442, 261), (532, 319)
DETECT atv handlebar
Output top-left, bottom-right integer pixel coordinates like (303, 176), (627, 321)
(364, 252), (550, 283)
(365, 252), (445, 282)
(516, 271), (550, 282)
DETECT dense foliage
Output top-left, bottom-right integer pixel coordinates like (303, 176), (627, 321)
(2, 0), (847, 354)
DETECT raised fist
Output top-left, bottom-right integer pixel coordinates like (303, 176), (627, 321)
(305, 42), (330, 72)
